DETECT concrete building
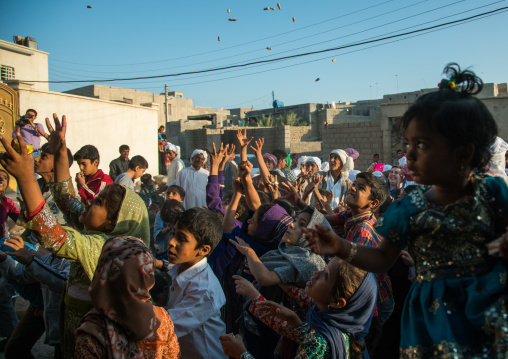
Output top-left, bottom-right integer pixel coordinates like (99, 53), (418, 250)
(0, 38), (159, 183)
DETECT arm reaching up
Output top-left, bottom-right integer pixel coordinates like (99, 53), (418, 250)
(237, 129), (253, 162)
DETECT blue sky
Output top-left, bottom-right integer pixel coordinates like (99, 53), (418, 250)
(2, 0), (507, 109)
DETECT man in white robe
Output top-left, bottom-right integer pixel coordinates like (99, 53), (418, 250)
(166, 143), (185, 186)
(177, 149), (209, 209)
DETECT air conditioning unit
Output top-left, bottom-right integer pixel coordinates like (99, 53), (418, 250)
(24, 37), (38, 50)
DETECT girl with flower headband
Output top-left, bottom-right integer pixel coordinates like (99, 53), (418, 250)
(302, 63), (508, 358)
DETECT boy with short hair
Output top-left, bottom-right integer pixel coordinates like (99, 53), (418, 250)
(166, 207), (227, 359)
(114, 155), (148, 191)
(154, 185), (186, 240)
(73, 145), (113, 203)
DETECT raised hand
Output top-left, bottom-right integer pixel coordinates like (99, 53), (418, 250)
(232, 177), (244, 194)
(238, 160), (253, 179)
(205, 142), (226, 168)
(75, 172), (86, 187)
(279, 182), (300, 206)
(45, 114), (67, 155)
(0, 126), (35, 180)
(219, 334), (247, 359)
(250, 138), (264, 156)
(233, 274), (259, 300)
(236, 128), (253, 149)
(256, 301), (302, 327)
(400, 250), (414, 267)
(3, 236), (34, 266)
(229, 236), (254, 256)
(220, 144), (236, 170)
(301, 224), (342, 256)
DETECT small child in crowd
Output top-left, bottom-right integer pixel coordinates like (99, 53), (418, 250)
(114, 155), (148, 191)
(73, 144), (113, 203)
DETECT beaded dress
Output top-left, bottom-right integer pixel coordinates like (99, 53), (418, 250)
(375, 175), (508, 358)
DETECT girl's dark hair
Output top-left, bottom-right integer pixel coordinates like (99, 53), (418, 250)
(103, 184), (126, 226)
(160, 199), (185, 225)
(331, 260), (368, 359)
(401, 63), (497, 172)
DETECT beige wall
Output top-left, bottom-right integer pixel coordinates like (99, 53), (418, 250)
(16, 86), (159, 184)
(0, 39), (49, 92)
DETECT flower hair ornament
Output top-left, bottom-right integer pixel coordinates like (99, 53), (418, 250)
(438, 77), (456, 91)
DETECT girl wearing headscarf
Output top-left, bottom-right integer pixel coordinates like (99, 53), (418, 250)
(165, 143), (184, 186)
(74, 236), (180, 359)
(0, 115), (150, 357)
(323, 149), (353, 208)
(222, 258), (377, 359)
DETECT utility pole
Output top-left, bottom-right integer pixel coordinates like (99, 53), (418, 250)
(164, 84), (168, 126)
(272, 91), (275, 103)
(395, 75), (399, 92)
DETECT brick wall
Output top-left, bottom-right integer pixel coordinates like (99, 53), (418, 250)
(322, 121), (383, 171)
(290, 126), (312, 141)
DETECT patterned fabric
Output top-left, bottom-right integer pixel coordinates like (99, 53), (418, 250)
(375, 175), (508, 358)
(260, 207), (328, 287)
(248, 294), (341, 359)
(77, 169), (113, 203)
(75, 237), (179, 359)
(337, 210), (393, 304)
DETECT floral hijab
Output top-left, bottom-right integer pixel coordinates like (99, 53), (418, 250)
(76, 236), (160, 358)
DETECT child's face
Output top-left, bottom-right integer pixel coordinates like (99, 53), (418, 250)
(133, 166), (146, 180)
(345, 177), (376, 211)
(404, 119), (460, 186)
(282, 211), (311, 245)
(0, 172), (8, 192)
(34, 152), (54, 175)
(77, 159), (99, 176)
(79, 192), (113, 232)
(167, 224), (208, 270)
(305, 257), (341, 310)
(264, 159), (275, 171)
(166, 189), (183, 203)
(247, 210), (260, 236)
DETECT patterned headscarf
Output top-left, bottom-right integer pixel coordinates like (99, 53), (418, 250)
(76, 236), (161, 358)
(263, 153), (278, 167)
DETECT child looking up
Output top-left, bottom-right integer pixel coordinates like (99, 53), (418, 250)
(221, 258), (377, 359)
(0, 115), (150, 357)
(166, 207), (228, 359)
(303, 63), (508, 358)
(114, 155), (148, 191)
(73, 144), (113, 203)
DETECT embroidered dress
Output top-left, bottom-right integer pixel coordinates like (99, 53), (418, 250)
(375, 175), (508, 358)
(23, 178), (150, 358)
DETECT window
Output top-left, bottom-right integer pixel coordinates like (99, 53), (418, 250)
(1, 65), (15, 80)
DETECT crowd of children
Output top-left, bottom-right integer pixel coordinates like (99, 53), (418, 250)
(0, 62), (507, 359)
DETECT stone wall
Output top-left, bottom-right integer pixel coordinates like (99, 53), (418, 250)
(290, 126), (312, 142)
(322, 121), (383, 171)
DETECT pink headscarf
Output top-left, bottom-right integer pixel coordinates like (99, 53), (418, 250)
(263, 153), (278, 167)
(344, 148), (359, 160)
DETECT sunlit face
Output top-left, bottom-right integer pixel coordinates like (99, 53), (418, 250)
(79, 191), (113, 232)
(167, 150), (177, 161)
(191, 154), (205, 170)
(329, 153), (343, 172)
(167, 224), (207, 271)
(0, 171), (9, 192)
(305, 257), (341, 309)
(305, 162), (319, 175)
(77, 159), (99, 176)
(397, 150), (403, 159)
(345, 177), (376, 211)
(166, 188), (183, 203)
(388, 168), (402, 184)
(34, 152), (54, 175)
(133, 166), (146, 180)
(282, 211), (312, 245)
(264, 159), (275, 171)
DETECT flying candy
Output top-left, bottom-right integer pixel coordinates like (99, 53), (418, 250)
(332, 58), (336, 62)
(264, 7), (270, 10)
(277, 3), (281, 10)
(292, 17), (295, 22)
(266, 47), (272, 50)
(269, 7), (275, 10)
(315, 78), (320, 82)
(218, 36), (221, 41)
(228, 18), (237, 21)
(87, 5), (92, 8)
(227, 8), (230, 13)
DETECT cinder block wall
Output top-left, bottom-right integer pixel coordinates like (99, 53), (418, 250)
(322, 121), (383, 171)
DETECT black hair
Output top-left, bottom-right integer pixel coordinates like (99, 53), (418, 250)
(272, 150), (287, 163)
(373, 153), (379, 157)
(167, 185), (185, 200)
(102, 184), (126, 226)
(158, 126), (165, 131)
(402, 185), (418, 194)
(26, 109), (37, 117)
(161, 134), (167, 140)
(41, 143), (74, 168)
(396, 149), (402, 153)
(401, 63), (497, 173)
(222, 193), (249, 222)
(160, 199), (184, 225)
(355, 172), (389, 210)
(175, 208), (222, 253)
(140, 173), (152, 184)
(150, 272), (169, 298)
(119, 145), (129, 152)
(128, 155), (148, 170)
(209, 208), (225, 222)
(74, 145), (100, 163)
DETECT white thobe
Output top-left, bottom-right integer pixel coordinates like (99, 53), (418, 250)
(176, 166), (209, 209)
(167, 158), (185, 186)
(326, 172), (348, 208)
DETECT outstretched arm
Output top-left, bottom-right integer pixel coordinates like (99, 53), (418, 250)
(239, 161), (261, 211)
(223, 179), (243, 233)
(302, 224), (401, 273)
(250, 138), (271, 186)
(237, 129), (253, 163)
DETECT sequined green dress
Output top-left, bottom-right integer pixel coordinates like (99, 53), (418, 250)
(375, 175), (508, 358)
